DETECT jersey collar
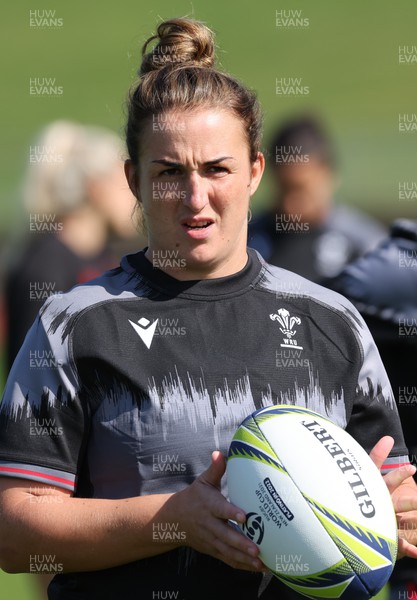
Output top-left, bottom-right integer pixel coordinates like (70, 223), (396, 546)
(121, 248), (264, 298)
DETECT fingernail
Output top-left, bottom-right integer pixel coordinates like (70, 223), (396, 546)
(248, 547), (258, 557)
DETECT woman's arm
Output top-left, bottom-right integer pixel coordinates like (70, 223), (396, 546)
(0, 452), (263, 574)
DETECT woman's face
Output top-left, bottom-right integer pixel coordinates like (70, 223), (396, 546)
(125, 109), (264, 279)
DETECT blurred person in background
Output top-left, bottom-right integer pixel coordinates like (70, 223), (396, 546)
(328, 218), (417, 599)
(4, 120), (139, 371)
(248, 115), (386, 283)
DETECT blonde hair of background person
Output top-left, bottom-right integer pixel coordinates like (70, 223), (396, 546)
(3, 120), (138, 371)
(23, 120), (137, 246)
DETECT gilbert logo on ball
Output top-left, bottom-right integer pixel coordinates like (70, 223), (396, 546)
(226, 405), (398, 599)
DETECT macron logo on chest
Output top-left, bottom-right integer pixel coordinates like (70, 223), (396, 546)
(128, 317), (158, 349)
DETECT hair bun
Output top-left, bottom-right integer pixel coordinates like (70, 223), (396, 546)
(140, 18), (215, 76)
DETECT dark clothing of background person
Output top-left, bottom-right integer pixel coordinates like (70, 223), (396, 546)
(248, 203), (386, 283)
(250, 114), (386, 283)
(4, 233), (116, 371)
(327, 218), (417, 597)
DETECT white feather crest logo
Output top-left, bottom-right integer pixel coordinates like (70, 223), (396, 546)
(270, 308), (304, 349)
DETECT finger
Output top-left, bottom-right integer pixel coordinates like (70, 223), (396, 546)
(397, 509), (417, 525)
(212, 538), (265, 572)
(200, 451), (226, 490)
(200, 516), (262, 569)
(394, 495), (417, 514)
(397, 523), (417, 546)
(197, 515), (260, 564)
(198, 485), (247, 524)
(369, 436), (394, 471)
(383, 464), (417, 496)
(212, 519), (260, 557)
(397, 537), (417, 560)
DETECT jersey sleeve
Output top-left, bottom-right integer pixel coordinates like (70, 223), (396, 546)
(0, 298), (87, 493)
(345, 307), (410, 475)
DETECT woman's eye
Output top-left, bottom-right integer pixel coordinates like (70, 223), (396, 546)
(207, 166), (228, 174)
(160, 168), (181, 176)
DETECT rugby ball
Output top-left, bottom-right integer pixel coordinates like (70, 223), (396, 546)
(226, 405), (398, 599)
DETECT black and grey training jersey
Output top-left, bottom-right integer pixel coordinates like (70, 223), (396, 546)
(0, 248), (409, 599)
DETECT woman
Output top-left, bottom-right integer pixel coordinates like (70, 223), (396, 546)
(0, 18), (416, 600)
(4, 120), (139, 370)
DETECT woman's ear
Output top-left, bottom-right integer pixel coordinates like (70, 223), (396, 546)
(124, 160), (140, 201)
(249, 152), (265, 197)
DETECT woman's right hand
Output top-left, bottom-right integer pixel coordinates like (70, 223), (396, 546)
(173, 451), (265, 572)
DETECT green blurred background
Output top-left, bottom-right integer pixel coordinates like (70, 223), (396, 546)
(1, 0), (416, 597)
(2, 0), (417, 232)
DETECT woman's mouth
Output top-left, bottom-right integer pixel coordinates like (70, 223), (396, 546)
(184, 220), (212, 230)
(181, 218), (215, 238)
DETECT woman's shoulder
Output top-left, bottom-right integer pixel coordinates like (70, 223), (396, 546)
(38, 263), (143, 329)
(256, 253), (367, 332)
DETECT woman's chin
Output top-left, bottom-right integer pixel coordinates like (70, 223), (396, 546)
(179, 250), (218, 274)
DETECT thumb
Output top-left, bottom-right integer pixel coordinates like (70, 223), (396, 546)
(200, 450), (226, 489)
(369, 436), (394, 471)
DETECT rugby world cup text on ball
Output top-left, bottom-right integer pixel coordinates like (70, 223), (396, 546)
(302, 420), (375, 518)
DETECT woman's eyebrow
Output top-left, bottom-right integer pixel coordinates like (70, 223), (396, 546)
(151, 159), (182, 167)
(151, 156), (235, 167)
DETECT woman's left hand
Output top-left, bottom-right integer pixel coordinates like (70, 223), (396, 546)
(370, 436), (417, 559)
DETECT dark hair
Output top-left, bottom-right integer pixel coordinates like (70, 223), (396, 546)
(125, 18), (262, 167)
(269, 115), (336, 169)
